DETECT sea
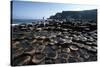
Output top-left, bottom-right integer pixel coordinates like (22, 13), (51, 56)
(11, 19), (43, 26)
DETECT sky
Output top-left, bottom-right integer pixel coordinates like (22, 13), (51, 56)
(12, 1), (97, 19)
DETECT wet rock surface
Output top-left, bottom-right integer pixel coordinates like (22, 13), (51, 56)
(11, 19), (97, 66)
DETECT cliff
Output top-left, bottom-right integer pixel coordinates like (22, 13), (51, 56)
(49, 9), (97, 21)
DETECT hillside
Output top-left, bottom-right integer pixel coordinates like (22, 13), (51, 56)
(49, 9), (97, 21)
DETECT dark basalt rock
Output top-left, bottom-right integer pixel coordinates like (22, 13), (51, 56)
(71, 42), (84, 48)
(32, 52), (45, 64)
(68, 57), (77, 63)
(69, 45), (78, 51)
(24, 48), (35, 56)
(62, 48), (71, 53)
(12, 54), (31, 66)
(45, 57), (55, 64)
(12, 48), (25, 59)
(12, 12), (97, 65)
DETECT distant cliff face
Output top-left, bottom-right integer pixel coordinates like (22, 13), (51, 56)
(49, 9), (97, 20)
